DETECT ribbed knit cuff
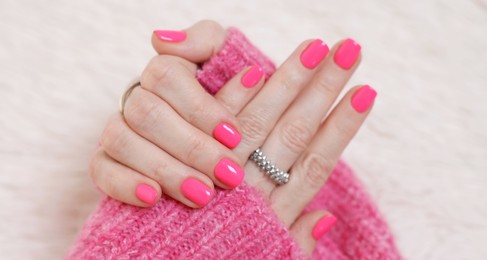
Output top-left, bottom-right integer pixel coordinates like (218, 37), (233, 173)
(68, 183), (306, 259)
(196, 27), (276, 94)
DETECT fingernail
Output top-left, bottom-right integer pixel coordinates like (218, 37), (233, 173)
(334, 38), (361, 70)
(135, 184), (158, 205)
(213, 122), (241, 149)
(241, 65), (264, 88)
(153, 30), (187, 43)
(300, 39), (330, 69)
(214, 158), (244, 188)
(351, 85), (377, 113)
(312, 214), (337, 240)
(181, 178), (213, 207)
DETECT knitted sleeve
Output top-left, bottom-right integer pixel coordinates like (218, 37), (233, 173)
(67, 28), (402, 260)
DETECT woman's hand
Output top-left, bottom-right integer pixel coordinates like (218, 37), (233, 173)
(90, 20), (375, 255)
(91, 22), (266, 208)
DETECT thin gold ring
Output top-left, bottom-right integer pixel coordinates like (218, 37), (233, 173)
(119, 80), (141, 115)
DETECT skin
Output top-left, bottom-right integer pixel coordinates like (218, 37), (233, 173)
(90, 20), (374, 255)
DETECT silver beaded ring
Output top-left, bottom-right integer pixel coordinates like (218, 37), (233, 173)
(250, 148), (290, 185)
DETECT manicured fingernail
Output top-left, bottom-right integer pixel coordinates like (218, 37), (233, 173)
(241, 65), (264, 88)
(135, 184), (158, 205)
(181, 178), (213, 207)
(213, 122), (241, 149)
(334, 38), (361, 70)
(153, 30), (187, 43)
(312, 214), (337, 240)
(214, 158), (244, 188)
(351, 85), (377, 113)
(300, 39), (330, 69)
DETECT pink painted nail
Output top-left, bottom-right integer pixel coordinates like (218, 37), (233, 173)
(214, 158), (244, 188)
(181, 178), (213, 207)
(135, 184), (158, 205)
(241, 65), (264, 88)
(351, 85), (377, 113)
(300, 39), (330, 69)
(153, 30), (187, 43)
(213, 122), (242, 149)
(334, 38), (361, 70)
(312, 214), (337, 240)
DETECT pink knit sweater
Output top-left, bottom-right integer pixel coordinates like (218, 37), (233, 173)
(68, 28), (402, 260)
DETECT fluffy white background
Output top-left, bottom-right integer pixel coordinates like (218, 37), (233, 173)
(1, 0), (486, 259)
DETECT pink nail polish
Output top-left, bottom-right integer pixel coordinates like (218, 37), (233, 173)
(241, 65), (264, 88)
(153, 30), (187, 43)
(351, 85), (377, 113)
(334, 38), (361, 70)
(135, 184), (158, 205)
(214, 158), (244, 188)
(213, 122), (242, 149)
(300, 39), (330, 69)
(181, 178), (213, 207)
(312, 215), (337, 240)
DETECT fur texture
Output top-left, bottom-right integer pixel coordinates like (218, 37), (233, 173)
(0, 0), (486, 259)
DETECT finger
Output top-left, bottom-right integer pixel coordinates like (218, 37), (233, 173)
(123, 88), (245, 190)
(235, 39), (330, 192)
(214, 65), (265, 115)
(100, 113), (215, 208)
(151, 20), (226, 63)
(141, 55), (242, 149)
(251, 39), (362, 192)
(90, 149), (162, 207)
(289, 211), (337, 256)
(273, 85), (377, 224)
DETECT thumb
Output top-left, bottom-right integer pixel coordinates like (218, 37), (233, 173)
(151, 20), (226, 63)
(289, 211), (337, 256)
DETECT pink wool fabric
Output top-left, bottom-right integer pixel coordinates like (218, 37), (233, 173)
(68, 28), (402, 259)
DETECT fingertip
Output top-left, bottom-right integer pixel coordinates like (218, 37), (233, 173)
(290, 210), (336, 256)
(153, 30), (187, 43)
(151, 20), (226, 63)
(350, 84), (377, 113)
(180, 177), (214, 207)
(241, 65), (264, 88)
(311, 214), (337, 240)
(135, 183), (160, 206)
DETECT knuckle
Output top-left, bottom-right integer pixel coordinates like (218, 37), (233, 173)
(142, 55), (186, 90)
(124, 92), (165, 134)
(238, 111), (269, 144)
(100, 119), (127, 158)
(197, 20), (223, 33)
(88, 152), (102, 183)
(88, 152), (119, 200)
(186, 100), (208, 125)
(197, 20), (224, 56)
(278, 119), (313, 153)
(102, 171), (120, 199)
(278, 69), (302, 91)
(185, 134), (208, 165)
(216, 96), (234, 114)
(329, 117), (356, 141)
(153, 163), (170, 185)
(314, 74), (339, 96)
(298, 152), (335, 187)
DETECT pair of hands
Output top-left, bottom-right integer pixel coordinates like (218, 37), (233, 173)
(90, 20), (376, 254)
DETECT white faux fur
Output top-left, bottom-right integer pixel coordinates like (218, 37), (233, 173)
(1, 0), (486, 259)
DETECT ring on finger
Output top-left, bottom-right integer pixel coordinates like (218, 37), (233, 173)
(119, 79), (141, 115)
(250, 148), (290, 185)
